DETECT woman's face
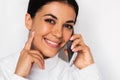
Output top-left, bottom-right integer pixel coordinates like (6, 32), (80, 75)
(25, 2), (76, 58)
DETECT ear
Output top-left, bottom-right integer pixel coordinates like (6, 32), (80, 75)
(25, 13), (32, 30)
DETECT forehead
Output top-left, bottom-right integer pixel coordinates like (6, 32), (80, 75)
(36, 2), (76, 20)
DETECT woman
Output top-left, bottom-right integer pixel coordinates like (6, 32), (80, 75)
(0, 0), (101, 80)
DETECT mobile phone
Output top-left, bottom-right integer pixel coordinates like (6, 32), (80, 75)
(67, 41), (78, 66)
(67, 41), (74, 62)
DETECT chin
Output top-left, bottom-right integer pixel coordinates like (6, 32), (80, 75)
(44, 49), (60, 57)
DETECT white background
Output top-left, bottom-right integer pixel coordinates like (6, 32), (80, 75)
(0, 0), (120, 80)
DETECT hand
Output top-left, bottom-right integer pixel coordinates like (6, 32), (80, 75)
(65, 34), (94, 69)
(15, 31), (44, 77)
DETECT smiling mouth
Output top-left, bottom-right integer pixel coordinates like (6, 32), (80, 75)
(44, 38), (61, 48)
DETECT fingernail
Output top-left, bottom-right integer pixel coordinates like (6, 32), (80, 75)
(41, 66), (44, 70)
(42, 64), (45, 70)
(42, 67), (45, 70)
(32, 31), (35, 35)
(72, 49), (75, 52)
(70, 36), (73, 40)
(71, 45), (74, 49)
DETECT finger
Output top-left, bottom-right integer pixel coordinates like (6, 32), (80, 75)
(24, 31), (35, 50)
(70, 34), (80, 40)
(72, 45), (90, 53)
(72, 46), (83, 52)
(33, 57), (45, 69)
(29, 50), (44, 65)
(71, 38), (85, 49)
(70, 34), (85, 45)
(31, 54), (44, 65)
(71, 39), (80, 49)
(30, 51), (45, 69)
(70, 34), (84, 42)
(30, 50), (44, 60)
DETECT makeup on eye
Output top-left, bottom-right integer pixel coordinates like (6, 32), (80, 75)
(44, 18), (74, 30)
(43, 13), (75, 29)
(44, 18), (56, 24)
(43, 14), (57, 25)
(63, 24), (73, 30)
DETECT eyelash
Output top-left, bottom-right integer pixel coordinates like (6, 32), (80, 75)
(45, 18), (56, 24)
(64, 24), (73, 30)
(44, 18), (73, 30)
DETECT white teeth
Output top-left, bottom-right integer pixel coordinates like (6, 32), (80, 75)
(46, 39), (58, 45)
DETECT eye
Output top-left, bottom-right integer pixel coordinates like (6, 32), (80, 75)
(64, 24), (73, 30)
(45, 18), (55, 24)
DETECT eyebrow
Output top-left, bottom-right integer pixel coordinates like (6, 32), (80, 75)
(66, 20), (75, 24)
(43, 13), (75, 24)
(43, 14), (57, 20)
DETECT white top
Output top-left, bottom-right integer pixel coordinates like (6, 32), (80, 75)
(0, 53), (101, 80)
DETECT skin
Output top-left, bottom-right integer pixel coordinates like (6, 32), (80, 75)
(15, 2), (94, 78)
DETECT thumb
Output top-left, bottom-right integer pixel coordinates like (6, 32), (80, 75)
(24, 31), (35, 50)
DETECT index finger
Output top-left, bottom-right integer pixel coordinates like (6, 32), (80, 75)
(70, 34), (85, 45)
(24, 31), (35, 50)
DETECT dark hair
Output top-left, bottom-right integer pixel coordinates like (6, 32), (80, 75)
(27, 0), (79, 22)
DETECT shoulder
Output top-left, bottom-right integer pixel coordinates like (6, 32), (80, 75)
(56, 57), (71, 74)
(0, 53), (20, 72)
(58, 57), (69, 68)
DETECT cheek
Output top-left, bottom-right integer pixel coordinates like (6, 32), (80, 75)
(60, 31), (72, 48)
(32, 24), (52, 46)
(32, 24), (52, 48)
(63, 31), (72, 42)
(33, 23), (52, 36)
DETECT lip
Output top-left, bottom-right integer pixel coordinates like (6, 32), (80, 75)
(44, 38), (61, 48)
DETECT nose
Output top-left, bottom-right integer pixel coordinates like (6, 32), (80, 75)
(52, 25), (63, 38)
